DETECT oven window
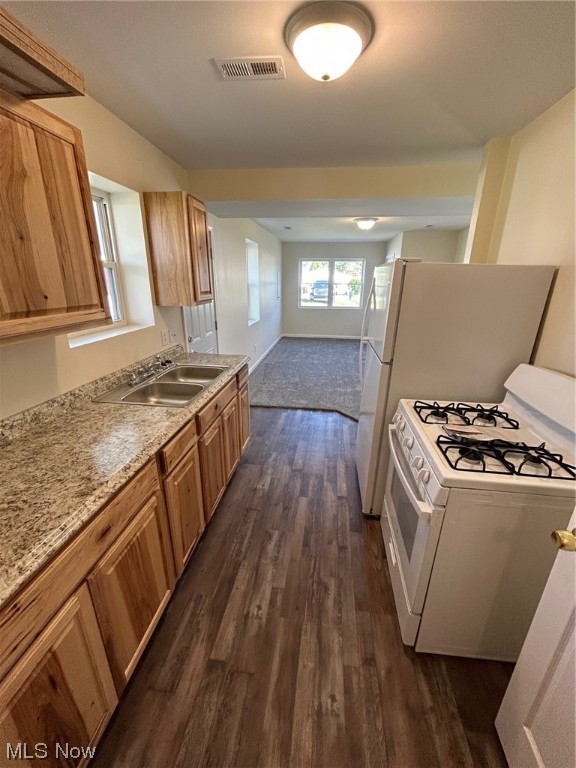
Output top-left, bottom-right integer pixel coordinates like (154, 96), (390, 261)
(390, 470), (419, 560)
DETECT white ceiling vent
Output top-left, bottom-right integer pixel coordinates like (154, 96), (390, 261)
(213, 57), (285, 81)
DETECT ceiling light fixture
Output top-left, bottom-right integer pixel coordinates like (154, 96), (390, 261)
(355, 217), (378, 230)
(284, 1), (374, 82)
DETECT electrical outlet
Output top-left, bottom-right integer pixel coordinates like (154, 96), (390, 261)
(161, 329), (169, 346)
(169, 327), (178, 342)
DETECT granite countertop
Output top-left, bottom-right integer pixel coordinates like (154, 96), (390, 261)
(0, 348), (249, 609)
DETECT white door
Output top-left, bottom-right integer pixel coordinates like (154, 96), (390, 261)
(495, 507), (576, 768)
(183, 302), (218, 353)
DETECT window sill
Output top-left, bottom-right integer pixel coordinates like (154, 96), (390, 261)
(67, 322), (152, 349)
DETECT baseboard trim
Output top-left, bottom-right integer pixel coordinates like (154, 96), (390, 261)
(250, 336), (282, 372)
(281, 333), (361, 341)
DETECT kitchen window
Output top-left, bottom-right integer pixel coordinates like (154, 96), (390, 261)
(68, 173), (155, 348)
(299, 258), (365, 308)
(92, 190), (124, 323)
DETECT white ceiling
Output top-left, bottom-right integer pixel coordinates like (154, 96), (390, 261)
(6, 0), (574, 242)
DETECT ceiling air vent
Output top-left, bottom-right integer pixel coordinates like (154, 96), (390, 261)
(213, 57), (285, 81)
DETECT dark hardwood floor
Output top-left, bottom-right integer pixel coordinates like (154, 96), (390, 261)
(93, 408), (513, 768)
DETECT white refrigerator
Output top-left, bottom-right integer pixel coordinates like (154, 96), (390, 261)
(355, 259), (555, 516)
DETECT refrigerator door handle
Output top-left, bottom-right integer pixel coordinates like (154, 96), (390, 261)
(359, 276), (375, 387)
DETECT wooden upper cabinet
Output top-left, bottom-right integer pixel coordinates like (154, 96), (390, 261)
(0, 584), (117, 768)
(143, 191), (214, 306)
(187, 196), (213, 301)
(0, 88), (111, 341)
(0, 5), (85, 98)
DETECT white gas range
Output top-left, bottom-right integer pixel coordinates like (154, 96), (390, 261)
(381, 364), (576, 661)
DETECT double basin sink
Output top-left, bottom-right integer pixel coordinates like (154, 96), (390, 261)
(94, 364), (229, 407)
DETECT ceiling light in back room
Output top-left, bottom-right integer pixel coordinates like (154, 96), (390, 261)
(284, 1), (374, 82)
(355, 217), (379, 231)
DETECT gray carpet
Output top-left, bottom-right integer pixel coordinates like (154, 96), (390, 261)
(249, 337), (362, 420)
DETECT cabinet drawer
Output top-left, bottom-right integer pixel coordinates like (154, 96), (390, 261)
(0, 460), (159, 681)
(237, 364), (249, 390)
(196, 378), (237, 435)
(160, 419), (197, 474)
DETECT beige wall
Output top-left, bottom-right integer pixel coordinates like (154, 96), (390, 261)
(385, 230), (461, 263)
(209, 216), (282, 368)
(189, 163), (479, 202)
(490, 92), (575, 376)
(400, 230), (460, 262)
(0, 96), (190, 418)
(282, 242), (386, 338)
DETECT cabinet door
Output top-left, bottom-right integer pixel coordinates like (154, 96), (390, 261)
(222, 397), (240, 482)
(0, 92), (110, 340)
(164, 443), (205, 576)
(87, 494), (172, 694)
(0, 584), (117, 768)
(198, 418), (226, 522)
(238, 383), (251, 453)
(187, 196), (213, 301)
(142, 191), (195, 307)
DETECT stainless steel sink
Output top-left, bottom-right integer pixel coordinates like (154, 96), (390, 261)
(157, 365), (227, 384)
(121, 381), (204, 407)
(93, 360), (231, 407)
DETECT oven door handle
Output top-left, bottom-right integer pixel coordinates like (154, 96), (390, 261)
(388, 426), (432, 520)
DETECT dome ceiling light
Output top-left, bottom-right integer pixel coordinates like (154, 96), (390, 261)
(355, 217), (379, 230)
(284, 1), (374, 82)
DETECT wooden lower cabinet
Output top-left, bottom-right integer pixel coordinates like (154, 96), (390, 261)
(222, 396), (240, 482)
(87, 494), (173, 694)
(0, 583), (117, 768)
(163, 442), (205, 576)
(238, 383), (250, 453)
(198, 418), (226, 522)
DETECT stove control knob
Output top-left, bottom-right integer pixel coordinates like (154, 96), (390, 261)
(397, 419), (406, 432)
(392, 413), (401, 424)
(402, 436), (414, 450)
(418, 468), (431, 485)
(411, 457), (424, 470)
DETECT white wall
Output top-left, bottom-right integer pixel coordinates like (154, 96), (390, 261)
(386, 233), (404, 261)
(492, 91), (575, 376)
(455, 227), (470, 263)
(209, 216), (282, 368)
(1, 96), (187, 419)
(282, 242), (386, 338)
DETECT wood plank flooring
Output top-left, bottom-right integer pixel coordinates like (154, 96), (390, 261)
(92, 408), (512, 768)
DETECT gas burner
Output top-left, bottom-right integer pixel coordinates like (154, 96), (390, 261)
(498, 442), (576, 480)
(414, 401), (468, 425)
(437, 435), (513, 474)
(455, 404), (520, 429)
(436, 436), (576, 479)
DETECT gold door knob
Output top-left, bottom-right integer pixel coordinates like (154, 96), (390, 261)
(551, 528), (576, 551)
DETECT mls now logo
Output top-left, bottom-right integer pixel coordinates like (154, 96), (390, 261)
(6, 743), (96, 760)
(6, 744), (48, 760)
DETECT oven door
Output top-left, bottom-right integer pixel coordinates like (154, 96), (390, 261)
(384, 426), (444, 615)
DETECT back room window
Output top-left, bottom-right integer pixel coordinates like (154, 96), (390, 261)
(299, 258), (365, 308)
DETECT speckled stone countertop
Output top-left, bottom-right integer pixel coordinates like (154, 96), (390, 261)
(0, 347), (249, 608)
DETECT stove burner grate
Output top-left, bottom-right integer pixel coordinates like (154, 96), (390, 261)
(456, 404), (520, 429)
(414, 401), (468, 425)
(437, 435), (576, 479)
(413, 401), (519, 429)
